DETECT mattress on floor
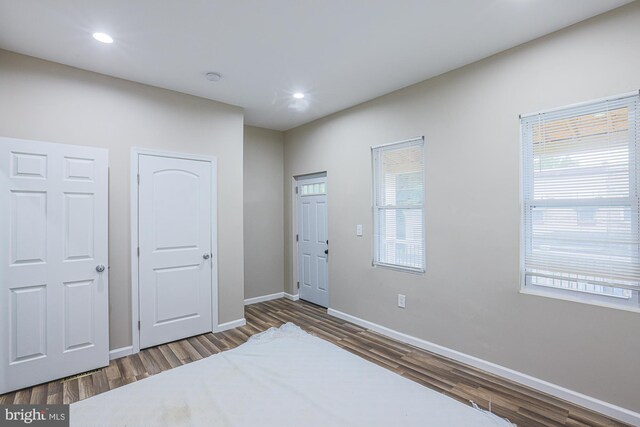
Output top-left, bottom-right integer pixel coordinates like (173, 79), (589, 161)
(71, 323), (513, 427)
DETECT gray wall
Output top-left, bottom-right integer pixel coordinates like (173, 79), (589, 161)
(283, 3), (640, 412)
(0, 50), (246, 350)
(243, 126), (284, 300)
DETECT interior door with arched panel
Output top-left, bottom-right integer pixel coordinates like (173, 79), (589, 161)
(137, 154), (213, 349)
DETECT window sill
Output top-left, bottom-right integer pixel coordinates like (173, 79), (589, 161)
(520, 287), (640, 314)
(373, 262), (425, 275)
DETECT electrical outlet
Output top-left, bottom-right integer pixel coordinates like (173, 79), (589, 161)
(398, 294), (406, 308)
(356, 224), (363, 236)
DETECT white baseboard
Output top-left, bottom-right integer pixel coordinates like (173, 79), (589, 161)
(214, 318), (246, 333)
(327, 308), (640, 426)
(109, 345), (134, 360)
(284, 293), (299, 301)
(244, 292), (285, 305)
(110, 319), (247, 359)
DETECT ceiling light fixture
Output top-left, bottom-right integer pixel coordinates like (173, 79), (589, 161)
(205, 72), (222, 82)
(92, 32), (114, 44)
(293, 92), (305, 99)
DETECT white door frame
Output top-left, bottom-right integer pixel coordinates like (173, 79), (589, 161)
(130, 148), (218, 355)
(293, 172), (328, 306)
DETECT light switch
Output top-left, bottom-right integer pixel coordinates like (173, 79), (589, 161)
(398, 294), (406, 308)
(356, 224), (363, 237)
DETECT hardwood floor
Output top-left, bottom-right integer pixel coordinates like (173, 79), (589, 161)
(0, 298), (630, 426)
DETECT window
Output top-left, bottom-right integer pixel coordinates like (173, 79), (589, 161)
(372, 137), (425, 272)
(521, 92), (640, 308)
(301, 182), (325, 196)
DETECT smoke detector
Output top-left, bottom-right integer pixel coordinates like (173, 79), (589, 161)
(205, 72), (222, 82)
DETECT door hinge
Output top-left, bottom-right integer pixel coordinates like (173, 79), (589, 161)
(297, 281), (300, 289)
(137, 174), (140, 185)
(138, 321), (141, 330)
(137, 247), (140, 257)
(295, 186), (298, 194)
(296, 234), (299, 242)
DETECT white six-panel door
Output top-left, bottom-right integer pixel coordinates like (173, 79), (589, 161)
(0, 137), (109, 394)
(297, 175), (329, 307)
(138, 154), (213, 349)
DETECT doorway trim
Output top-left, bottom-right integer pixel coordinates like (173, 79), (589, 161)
(130, 147), (218, 355)
(293, 171), (328, 307)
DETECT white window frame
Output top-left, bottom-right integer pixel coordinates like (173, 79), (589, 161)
(519, 91), (640, 311)
(372, 137), (426, 273)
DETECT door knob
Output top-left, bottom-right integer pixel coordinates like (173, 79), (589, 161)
(96, 265), (106, 273)
(203, 253), (211, 260)
(324, 249), (329, 255)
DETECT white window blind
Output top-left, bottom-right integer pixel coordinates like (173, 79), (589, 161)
(521, 92), (640, 304)
(372, 137), (425, 272)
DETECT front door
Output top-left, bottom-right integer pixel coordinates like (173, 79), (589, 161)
(0, 137), (109, 394)
(296, 175), (329, 307)
(138, 154), (213, 349)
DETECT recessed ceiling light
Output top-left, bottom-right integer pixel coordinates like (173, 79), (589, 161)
(92, 32), (114, 44)
(205, 72), (222, 82)
(293, 92), (305, 99)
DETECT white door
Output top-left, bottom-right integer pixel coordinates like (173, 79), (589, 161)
(296, 175), (329, 307)
(0, 137), (109, 394)
(138, 154), (213, 349)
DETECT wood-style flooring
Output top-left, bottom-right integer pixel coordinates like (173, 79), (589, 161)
(0, 298), (630, 427)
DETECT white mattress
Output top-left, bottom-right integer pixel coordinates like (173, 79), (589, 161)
(71, 323), (514, 426)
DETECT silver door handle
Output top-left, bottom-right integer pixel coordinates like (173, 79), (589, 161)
(96, 265), (106, 273)
(203, 253), (210, 260)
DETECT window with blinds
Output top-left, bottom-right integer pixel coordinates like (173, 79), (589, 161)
(372, 137), (425, 272)
(521, 92), (640, 307)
